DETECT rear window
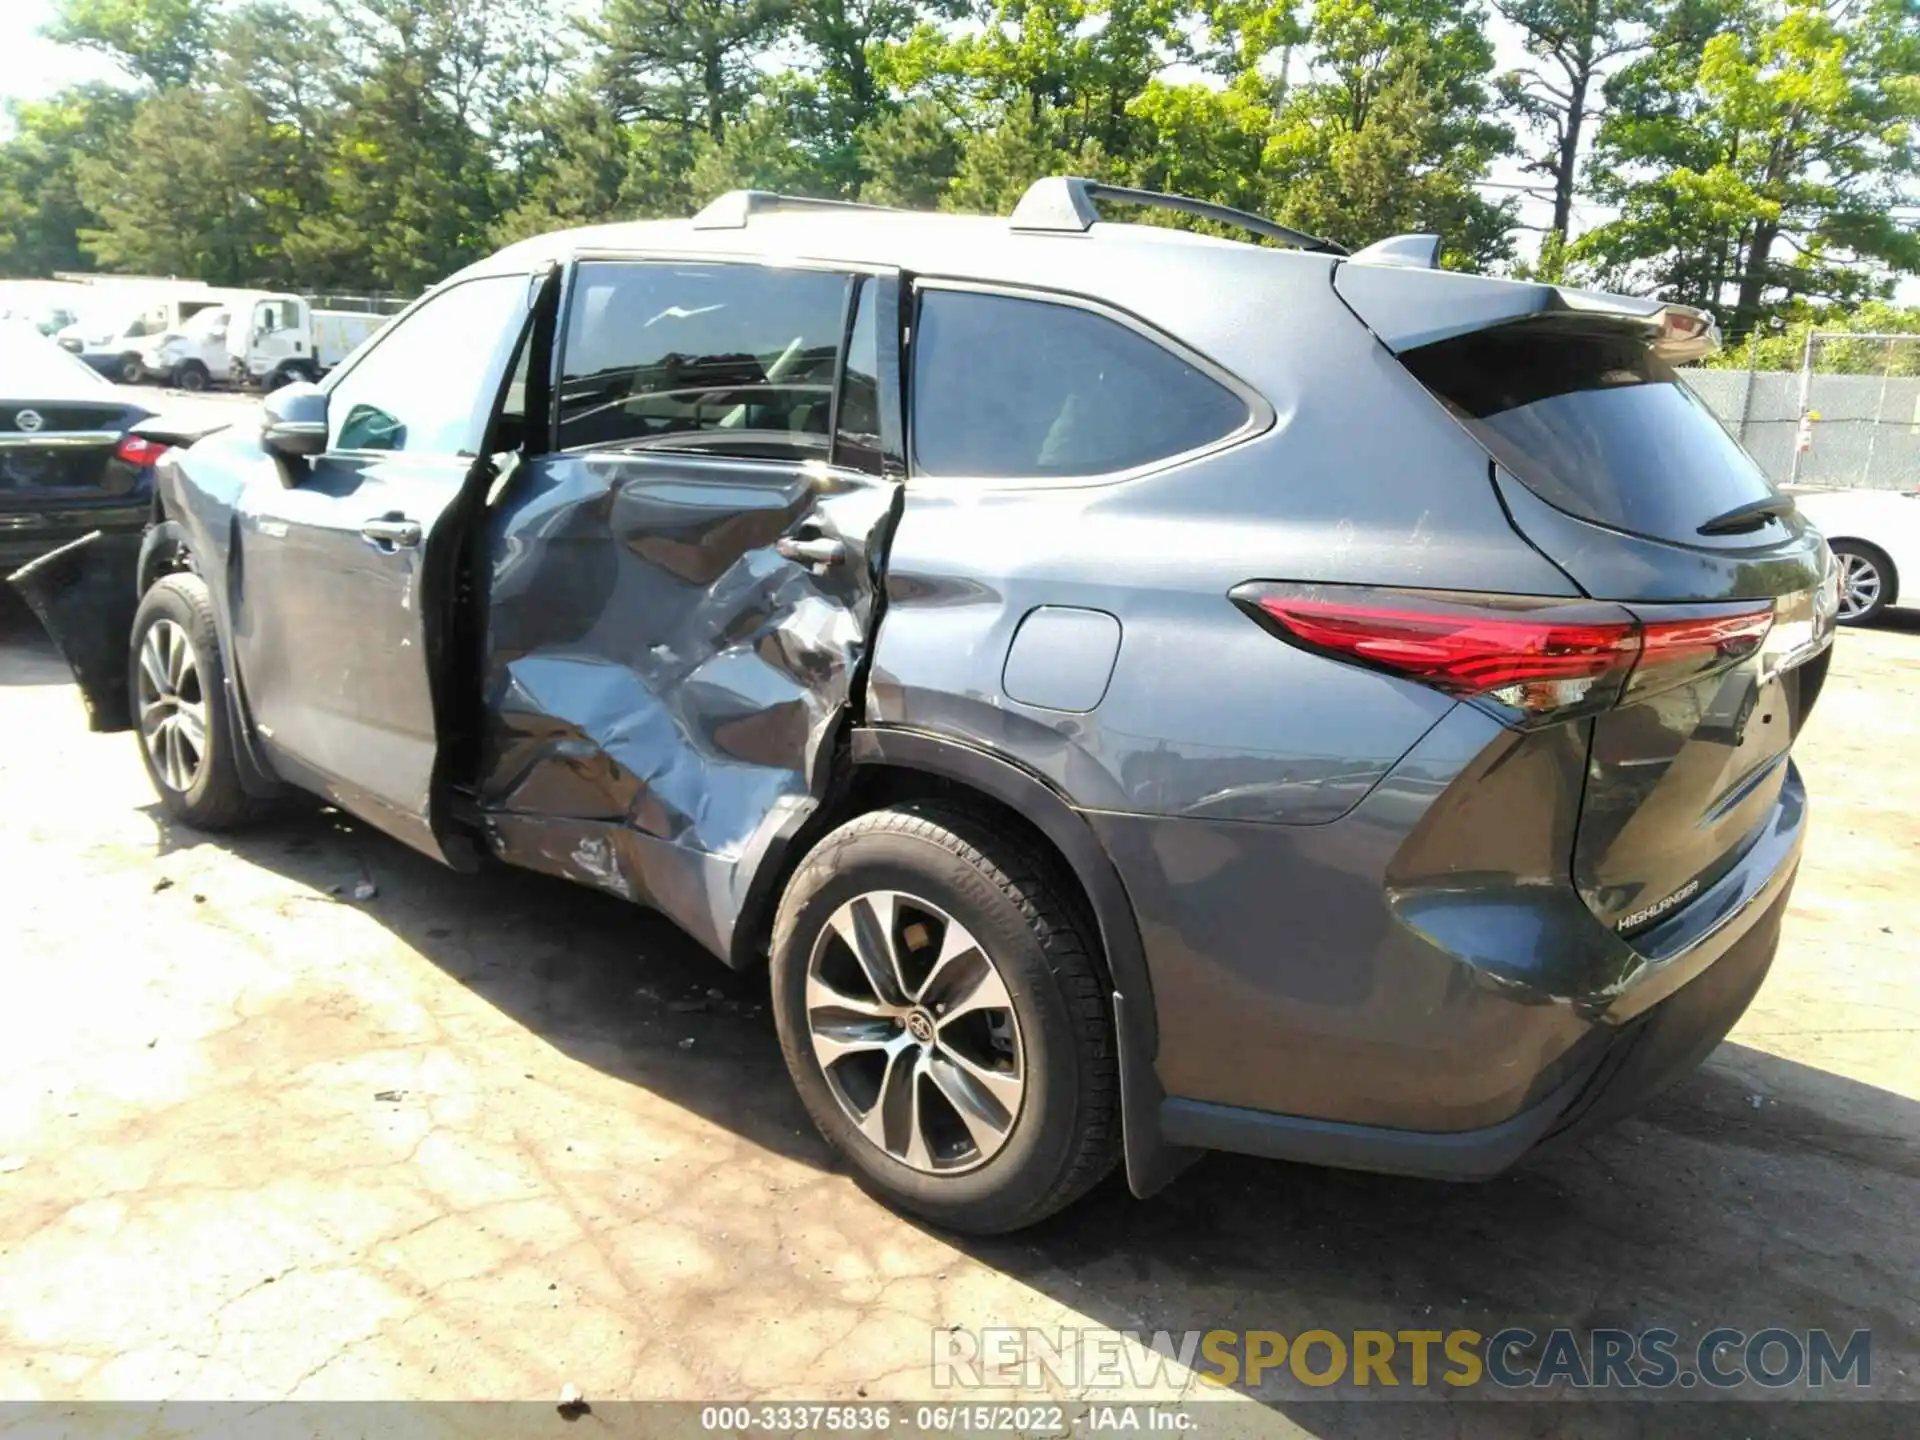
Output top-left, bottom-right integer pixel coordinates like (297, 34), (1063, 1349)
(1400, 319), (1779, 544)
(910, 289), (1251, 480)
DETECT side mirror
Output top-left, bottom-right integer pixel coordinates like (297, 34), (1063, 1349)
(261, 382), (329, 459)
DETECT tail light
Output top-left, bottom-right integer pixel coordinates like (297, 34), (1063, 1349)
(1232, 583), (1773, 725)
(115, 435), (171, 467)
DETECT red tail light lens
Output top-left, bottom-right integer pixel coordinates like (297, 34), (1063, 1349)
(1233, 583), (1774, 723)
(115, 434), (171, 466)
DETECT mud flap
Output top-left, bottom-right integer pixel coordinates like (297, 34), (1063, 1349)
(6, 529), (142, 732)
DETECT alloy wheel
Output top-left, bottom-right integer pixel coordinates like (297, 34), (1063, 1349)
(805, 890), (1025, 1174)
(1838, 551), (1883, 620)
(136, 618), (207, 792)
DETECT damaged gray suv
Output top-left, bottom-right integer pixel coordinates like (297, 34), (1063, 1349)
(14, 179), (1841, 1234)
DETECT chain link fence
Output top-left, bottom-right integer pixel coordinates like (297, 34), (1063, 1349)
(1684, 333), (1920, 492)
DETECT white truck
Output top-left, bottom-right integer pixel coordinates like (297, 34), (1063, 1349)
(138, 291), (388, 391)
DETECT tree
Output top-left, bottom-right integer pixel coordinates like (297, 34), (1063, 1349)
(1124, 76), (1273, 219)
(856, 98), (964, 206)
(75, 87), (295, 283)
(1493, 0), (1650, 245)
(688, 84), (843, 199)
(45, 0), (211, 88)
(1577, 0), (1920, 330)
(0, 86), (136, 277)
(1701, 300), (1920, 373)
(70, 5), (346, 284)
(282, 0), (513, 290)
(585, 0), (785, 140)
(1262, 0), (1517, 264)
(943, 102), (1110, 215)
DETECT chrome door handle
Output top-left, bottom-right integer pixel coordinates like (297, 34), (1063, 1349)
(361, 514), (422, 549)
(776, 534), (845, 566)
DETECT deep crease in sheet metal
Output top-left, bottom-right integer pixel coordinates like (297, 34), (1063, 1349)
(472, 451), (890, 961)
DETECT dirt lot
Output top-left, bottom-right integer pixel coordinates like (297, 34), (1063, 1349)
(0, 592), (1916, 1434)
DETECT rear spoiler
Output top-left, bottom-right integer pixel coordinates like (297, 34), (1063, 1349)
(1334, 263), (1719, 364)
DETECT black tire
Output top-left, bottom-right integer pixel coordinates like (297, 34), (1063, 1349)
(770, 802), (1121, 1233)
(174, 360), (210, 392)
(1830, 540), (1895, 625)
(128, 573), (264, 831)
(116, 353), (144, 384)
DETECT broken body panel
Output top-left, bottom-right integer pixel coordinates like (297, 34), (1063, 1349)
(16, 255), (904, 976)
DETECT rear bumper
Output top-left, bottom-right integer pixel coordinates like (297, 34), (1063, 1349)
(1091, 701), (1806, 1180)
(1159, 853), (1792, 1178)
(0, 503), (148, 572)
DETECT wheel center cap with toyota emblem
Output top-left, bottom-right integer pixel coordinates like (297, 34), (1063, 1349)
(905, 1009), (936, 1044)
(14, 409), (44, 433)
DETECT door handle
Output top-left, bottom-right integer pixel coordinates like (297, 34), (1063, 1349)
(776, 534), (845, 566)
(361, 514), (422, 549)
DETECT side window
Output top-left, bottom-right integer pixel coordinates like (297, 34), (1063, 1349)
(557, 261), (851, 461)
(910, 289), (1252, 480)
(325, 275), (530, 456)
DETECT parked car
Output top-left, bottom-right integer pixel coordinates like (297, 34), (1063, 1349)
(2, 320), (180, 573)
(1785, 486), (1920, 624)
(1, 322), (233, 725)
(57, 293), (228, 383)
(12, 181), (1841, 1233)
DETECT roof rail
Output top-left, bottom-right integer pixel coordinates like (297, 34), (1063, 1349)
(1009, 176), (1349, 256)
(691, 190), (898, 229)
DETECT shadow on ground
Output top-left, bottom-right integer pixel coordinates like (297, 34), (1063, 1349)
(137, 795), (1920, 1436)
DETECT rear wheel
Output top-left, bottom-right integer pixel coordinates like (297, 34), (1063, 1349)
(130, 574), (263, 830)
(770, 803), (1120, 1233)
(1831, 541), (1893, 624)
(116, 353), (143, 384)
(174, 360), (210, 392)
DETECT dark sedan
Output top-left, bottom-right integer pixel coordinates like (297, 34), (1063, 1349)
(0, 321), (167, 575)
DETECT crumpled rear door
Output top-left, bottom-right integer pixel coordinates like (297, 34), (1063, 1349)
(472, 259), (904, 962)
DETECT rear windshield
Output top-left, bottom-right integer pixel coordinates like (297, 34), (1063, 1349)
(1399, 319), (1778, 544)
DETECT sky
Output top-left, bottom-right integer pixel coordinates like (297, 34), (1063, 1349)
(0, 1), (129, 104)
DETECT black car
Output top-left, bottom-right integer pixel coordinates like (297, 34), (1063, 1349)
(0, 321), (177, 573)
(4, 321), (230, 728)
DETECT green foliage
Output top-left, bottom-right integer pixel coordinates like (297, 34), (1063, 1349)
(0, 85), (135, 275)
(0, 0), (1912, 312)
(856, 99), (964, 207)
(1702, 302), (1920, 375)
(1575, 0), (1920, 328)
(1493, 0), (1652, 241)
(47, 0), (212, 87)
